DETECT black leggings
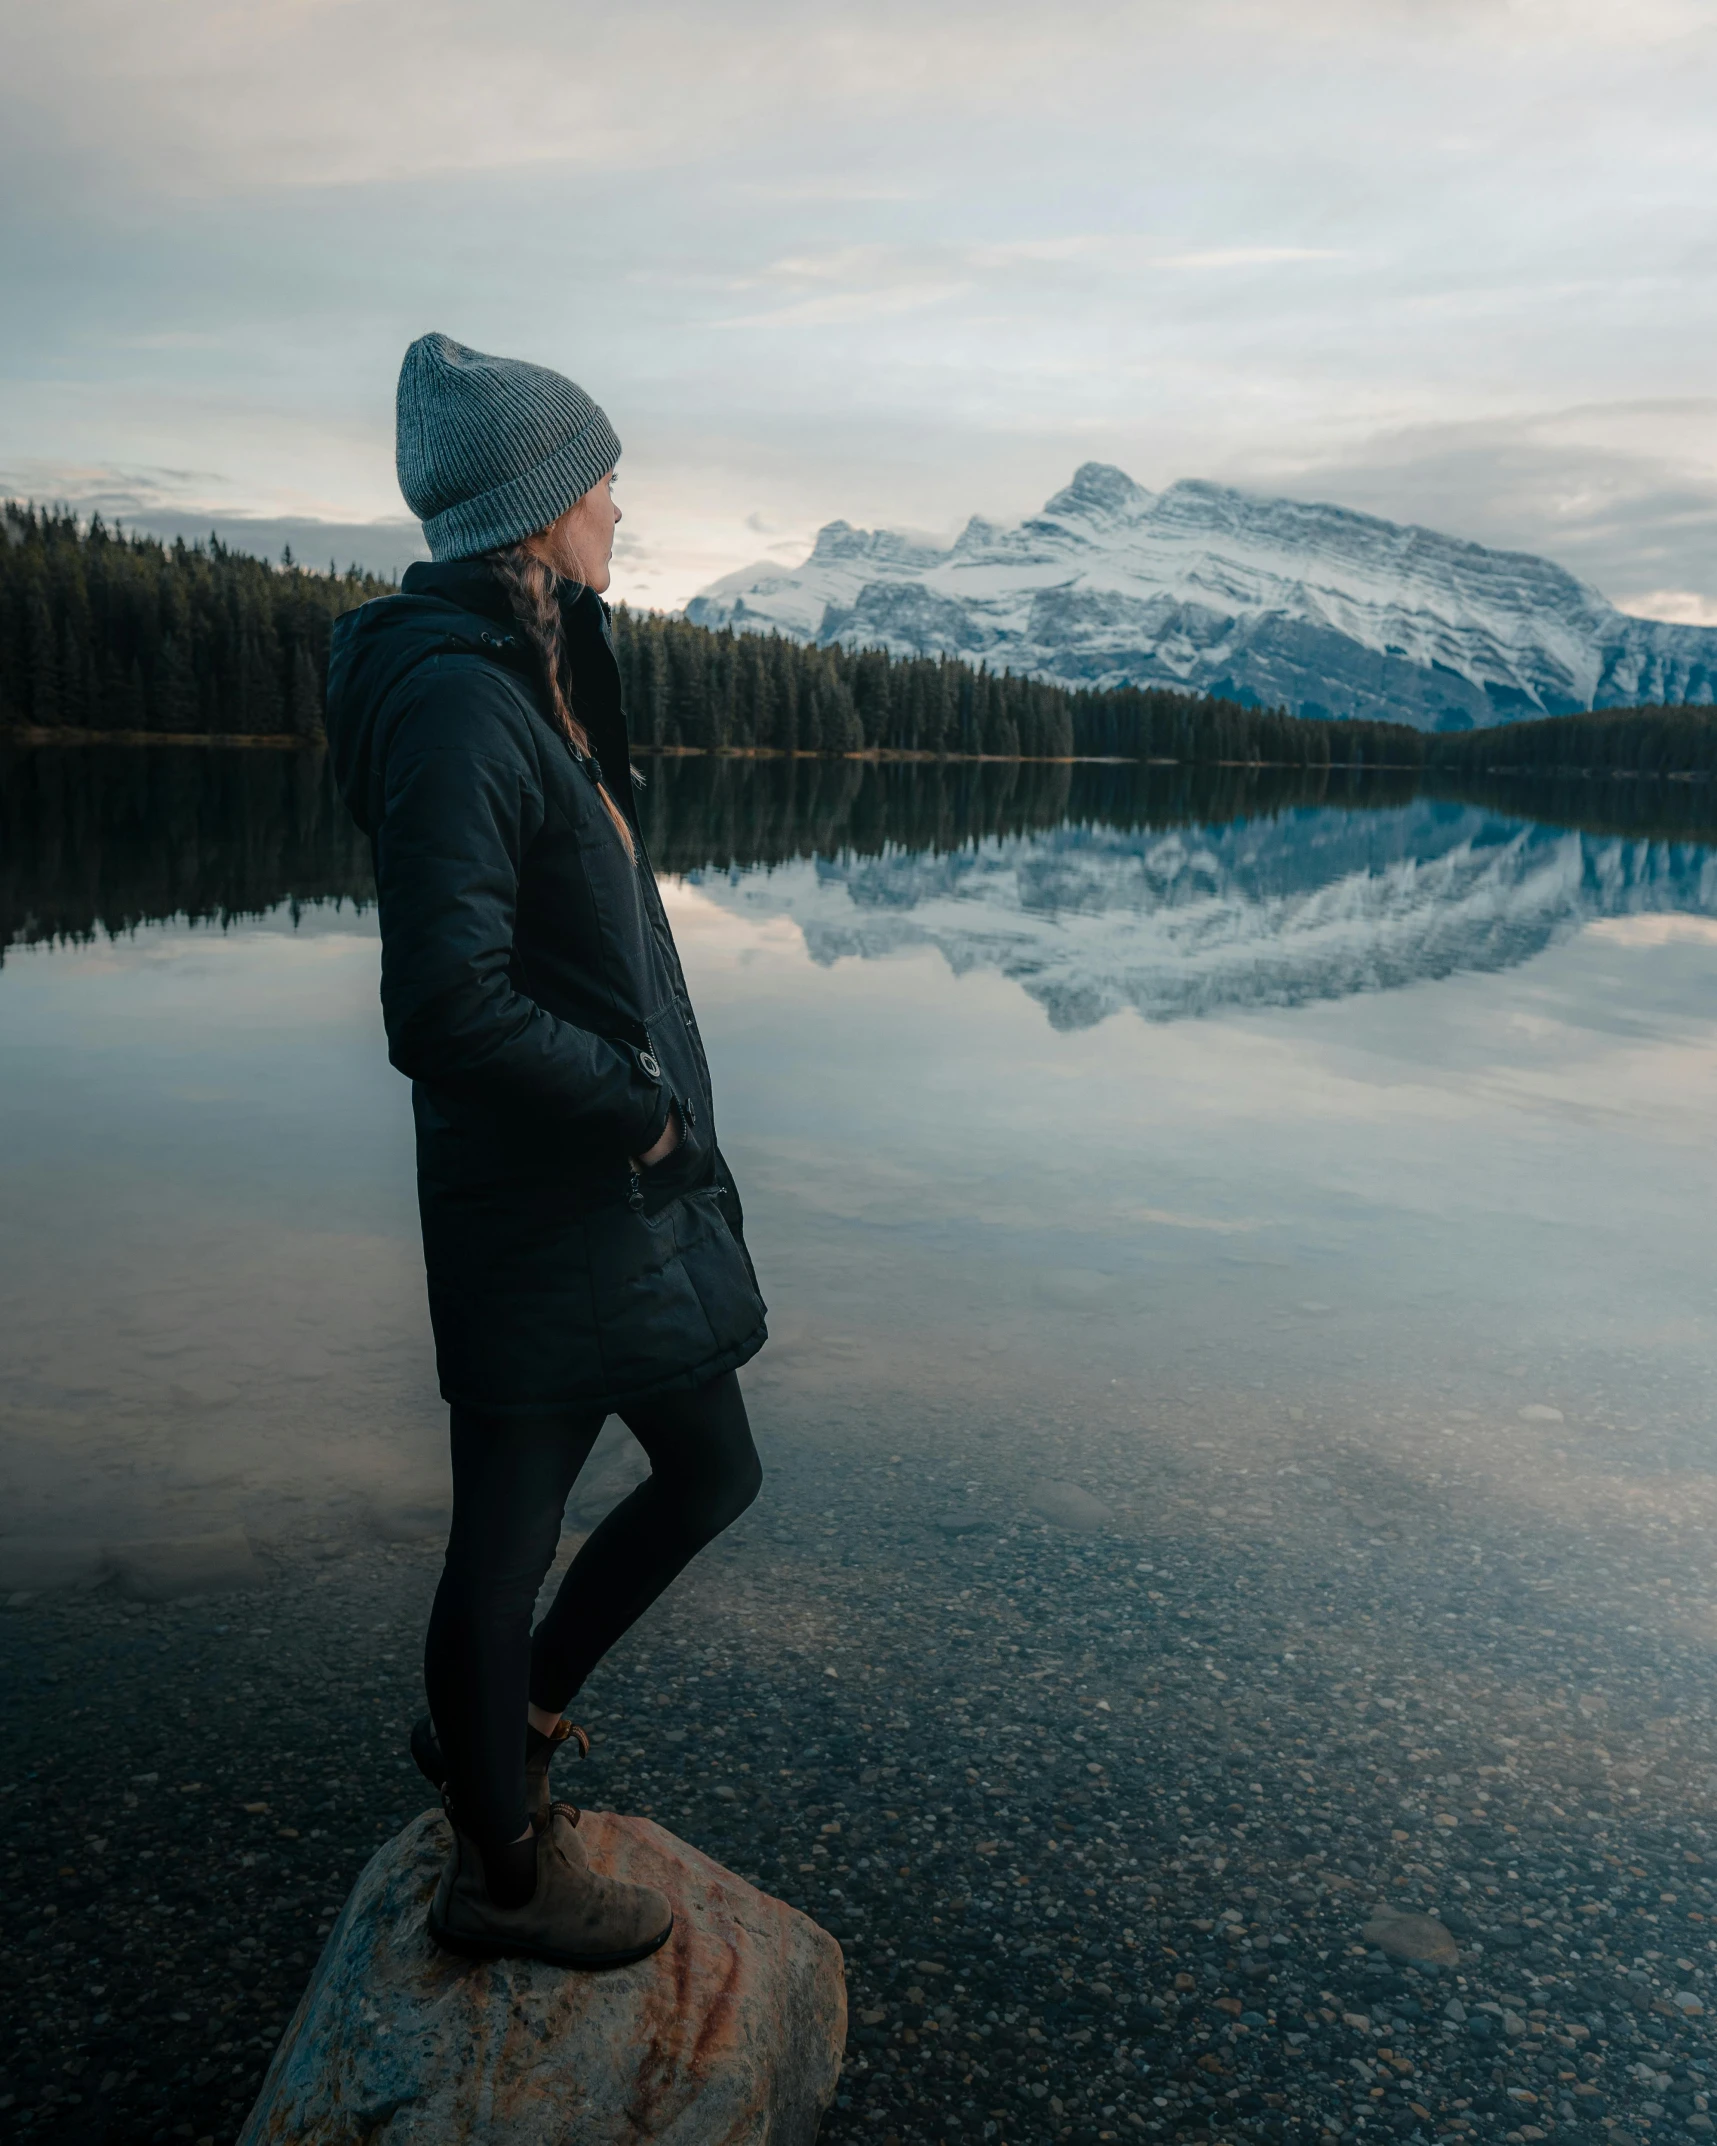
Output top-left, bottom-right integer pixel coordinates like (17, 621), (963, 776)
(423, 1370), (761, 1849)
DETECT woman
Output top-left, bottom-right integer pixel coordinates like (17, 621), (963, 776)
(324, 333), (767, 1969)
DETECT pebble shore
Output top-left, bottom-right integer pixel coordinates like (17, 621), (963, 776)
(5, 1394), (1717, 2146)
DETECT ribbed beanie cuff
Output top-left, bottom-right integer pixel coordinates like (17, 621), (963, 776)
(395, 333), (621, 561)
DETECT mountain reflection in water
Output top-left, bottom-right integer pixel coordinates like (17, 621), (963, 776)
(696, 813), (1717, 1029)
(7, 746), (1716, 1025)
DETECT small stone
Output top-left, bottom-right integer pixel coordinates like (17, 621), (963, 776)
(1501, 2009), (1527, 2037)
(1443, 1997), (1468, 2023)
(1362, 1911), (1460, 1967)
(1518, 1404), (1564, 1423)
(935, 1509), (987, 1536)
(1029, 1481), (1109, 1533)
(1674, 1991), (1704, 2015)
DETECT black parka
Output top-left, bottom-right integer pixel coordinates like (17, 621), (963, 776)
(323, 558), (766, 1414)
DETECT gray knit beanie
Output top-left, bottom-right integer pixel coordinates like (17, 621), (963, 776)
(395, 332), (621, 561)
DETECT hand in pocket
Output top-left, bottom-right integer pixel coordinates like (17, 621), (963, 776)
(631, 1105), (682, 1173)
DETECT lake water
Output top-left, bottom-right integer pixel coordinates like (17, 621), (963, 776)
(4, 748), (1715, 1565)
(9, 745), (1717, 2144)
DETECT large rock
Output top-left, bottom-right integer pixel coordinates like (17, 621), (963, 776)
(239, 1808), (846, 2145)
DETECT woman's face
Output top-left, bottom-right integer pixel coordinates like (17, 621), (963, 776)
(526, 470), (621, 592)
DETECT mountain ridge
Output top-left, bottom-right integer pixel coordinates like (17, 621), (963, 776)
(687, 466), (1717, 732)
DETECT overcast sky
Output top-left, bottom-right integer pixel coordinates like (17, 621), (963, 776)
(3, 0), (1715, 617)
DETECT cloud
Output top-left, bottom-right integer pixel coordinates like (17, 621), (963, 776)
(6, 0), (1711, 201)
(1622, 590), (1717, 627)
(0, 460), (242, 519)
(973, 237), (1345, 272)
(0, 458), (426, 579)
(3, 0), (1715, 608)
(1146, 248), (1346, 271)
(1249, 400), (1717, 612)
(716, 284), (976, 331)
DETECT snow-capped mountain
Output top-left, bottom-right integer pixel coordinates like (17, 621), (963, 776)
(687, 465), (1717, 731)
(688, 806), (1717, 1029)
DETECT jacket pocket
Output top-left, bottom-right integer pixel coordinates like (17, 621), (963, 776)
(584, 1192), (760, 1394)
(679, 1183), (768, 1346)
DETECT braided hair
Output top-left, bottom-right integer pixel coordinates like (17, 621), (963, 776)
(487, 543), (636, 862)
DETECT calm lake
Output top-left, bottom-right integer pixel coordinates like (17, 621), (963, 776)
(3, 746), (1715, 1559)
(9, 744), (1717, 2145)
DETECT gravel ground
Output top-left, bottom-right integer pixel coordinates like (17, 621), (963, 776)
(6, 1393), (1717, 2146)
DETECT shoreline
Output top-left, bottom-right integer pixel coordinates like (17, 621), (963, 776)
(0, 727), (1406, 767)
(5, 729), (1714, 779)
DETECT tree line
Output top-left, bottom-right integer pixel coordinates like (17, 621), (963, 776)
(0, 504), (389, 739)
(1427, 704), (1717, 780)
(608, 608), (1417, 765)
(4, 504), (1714, 775)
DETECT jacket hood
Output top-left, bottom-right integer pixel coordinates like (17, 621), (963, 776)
(325, 560), (629, 836)
(324, 560), (523, 835)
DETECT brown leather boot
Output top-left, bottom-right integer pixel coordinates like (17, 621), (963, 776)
(428, 1802), (673, 1970)
(411, 1715), (589, 1829)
